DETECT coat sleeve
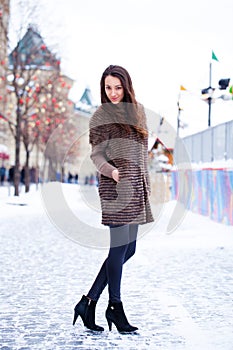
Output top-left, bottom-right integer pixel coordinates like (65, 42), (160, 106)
(90, 144), (117, 178)
(143, 136), (151, 194)
(89, 111), (117, 179)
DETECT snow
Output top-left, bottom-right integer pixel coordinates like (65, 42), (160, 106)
(0, 144), (9, 153)
(191, 159), (233, 170)
(1, 183), (233, 349)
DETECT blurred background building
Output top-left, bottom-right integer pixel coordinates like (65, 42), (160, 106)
(0, 0), (10, 162)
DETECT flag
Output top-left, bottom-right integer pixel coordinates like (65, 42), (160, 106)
(212, 50), (219, 62)
(180, 85), (187, 91)
(229, 86), (233, 99)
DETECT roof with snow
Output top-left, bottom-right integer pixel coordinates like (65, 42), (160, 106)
(75, 88), (98, 115)
(8, 26), (60, 69)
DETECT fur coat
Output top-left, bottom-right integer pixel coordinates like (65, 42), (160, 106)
(89, 103), (154, 226)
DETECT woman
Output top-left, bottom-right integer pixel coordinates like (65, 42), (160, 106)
(73, 65), (154, 333)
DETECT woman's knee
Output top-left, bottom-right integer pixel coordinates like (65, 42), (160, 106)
(124, 240), (136, 262)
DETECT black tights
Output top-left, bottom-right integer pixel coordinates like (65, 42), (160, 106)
(87, 224), (138, 303)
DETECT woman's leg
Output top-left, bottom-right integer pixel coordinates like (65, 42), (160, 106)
(86, 259), (108, 301)
(87, 224), (138, 302)
(106, 225), (130, 303)
(124, 224), (138, 263)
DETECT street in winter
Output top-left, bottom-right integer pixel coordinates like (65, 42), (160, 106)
(1, 183), (233, 350)
(1, 1), (233, 349)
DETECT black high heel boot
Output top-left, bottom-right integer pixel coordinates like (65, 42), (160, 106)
(105, 301), (138, 333)
(73, 295), (104, 331)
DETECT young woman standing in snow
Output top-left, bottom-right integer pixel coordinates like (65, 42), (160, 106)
(73, 65), (154, 333)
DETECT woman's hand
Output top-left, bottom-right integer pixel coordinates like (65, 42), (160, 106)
(112, 169), (119, 183)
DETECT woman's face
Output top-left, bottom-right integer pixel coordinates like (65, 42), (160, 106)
(104, 75), (124, 104)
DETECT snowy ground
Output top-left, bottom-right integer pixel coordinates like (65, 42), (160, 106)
(1, 183), (233, 350)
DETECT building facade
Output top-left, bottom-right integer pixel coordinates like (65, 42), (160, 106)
(0, 0), (10, 161)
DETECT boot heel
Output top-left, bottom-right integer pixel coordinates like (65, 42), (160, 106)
(73, 309), (79, 326)
(107, 318), (112, 331)
(105, 302), (138, 333)
(73, 295), (104, 331)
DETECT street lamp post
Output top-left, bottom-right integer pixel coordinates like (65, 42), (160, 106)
(177, 100), (182, 136)
(208, 61), (212, 127)
(202, 53), (230, 127)
(202, 78), (230, 127)
(207, 96), (212, 127)
(201, 85), (214, 126)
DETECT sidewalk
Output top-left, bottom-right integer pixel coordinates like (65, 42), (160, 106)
(1, 184), (233, 349)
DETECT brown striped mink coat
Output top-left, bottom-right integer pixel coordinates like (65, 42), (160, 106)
(89, 103), (154, 226)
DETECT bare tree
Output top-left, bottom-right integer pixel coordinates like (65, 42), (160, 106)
(6, 25), (62, 194)
(2, 1), (74, 195)
(0, 0), (10, 150)
(32, 73), (74, 182)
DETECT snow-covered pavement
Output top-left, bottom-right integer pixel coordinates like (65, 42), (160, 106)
(1, 183), (233, 350)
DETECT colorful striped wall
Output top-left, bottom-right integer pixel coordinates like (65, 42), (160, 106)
(171, 169), (233, 225)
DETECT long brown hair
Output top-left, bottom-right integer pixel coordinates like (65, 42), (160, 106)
(100, 65), (148, 137)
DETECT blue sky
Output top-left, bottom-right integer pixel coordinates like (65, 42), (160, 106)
(10, 0), (233, 136)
